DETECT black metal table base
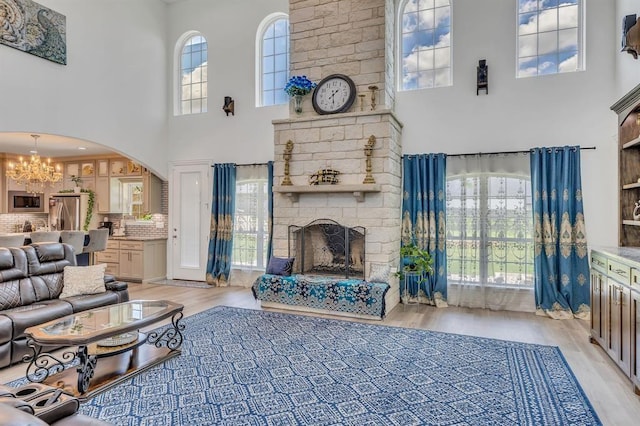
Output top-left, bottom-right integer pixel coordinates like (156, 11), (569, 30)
(24, 311), (185, 396)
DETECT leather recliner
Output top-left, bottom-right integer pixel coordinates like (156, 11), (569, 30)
(0, 243), (129, 368)
(0, 383), (110, 425)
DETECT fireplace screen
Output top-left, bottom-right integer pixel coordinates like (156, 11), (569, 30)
(288, 219), (365, 279)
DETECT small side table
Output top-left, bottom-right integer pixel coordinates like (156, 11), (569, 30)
(402, 271), (423, 305)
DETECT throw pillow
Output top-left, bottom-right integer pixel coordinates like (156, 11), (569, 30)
(60, 264), (107, 298)
(266, 256), (295, 276)
(369, 263), (391, 283)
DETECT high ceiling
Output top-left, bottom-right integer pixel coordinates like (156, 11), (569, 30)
(0, 133), (116, 159)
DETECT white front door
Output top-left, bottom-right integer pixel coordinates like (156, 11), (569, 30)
(168, 161), (211, 281)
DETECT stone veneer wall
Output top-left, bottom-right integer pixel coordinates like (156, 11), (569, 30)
(275, 0), (403, 311)
(272, 109), (403, 308)
(289, 0), (393, 115)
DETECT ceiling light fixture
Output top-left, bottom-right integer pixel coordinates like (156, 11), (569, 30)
(5, 134), (63, 194)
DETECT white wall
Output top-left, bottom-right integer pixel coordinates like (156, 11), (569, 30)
(0, 0), (623, 248)
(165, 0), (289, 165)
(616, 0), (640, 98)
(0, 0), (169, 177)
(395, 0), (619, 248)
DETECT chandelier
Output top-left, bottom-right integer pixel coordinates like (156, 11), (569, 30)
(5, 134), (63, 194)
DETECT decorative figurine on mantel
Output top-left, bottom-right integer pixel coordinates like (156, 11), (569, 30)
(363, 135), (376, 184)
(281, 140), (294, 186)
(633, 200), (640, 221)
(309, 169), (340, 185)
(368, 85), (378, 110)
(358, 94), (366, 111)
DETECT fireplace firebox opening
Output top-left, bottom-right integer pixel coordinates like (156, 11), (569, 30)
(288, 219), (365, 279)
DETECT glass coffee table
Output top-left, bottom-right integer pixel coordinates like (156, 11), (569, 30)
(24, 300), (184, 401)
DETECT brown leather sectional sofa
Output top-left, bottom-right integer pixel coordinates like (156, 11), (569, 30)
(0, 242), (129, 368)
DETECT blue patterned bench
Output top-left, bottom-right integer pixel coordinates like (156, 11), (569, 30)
(252, 274), (390, 319)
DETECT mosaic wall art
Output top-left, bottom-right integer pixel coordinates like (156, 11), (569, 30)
(0, 0), (66, 65)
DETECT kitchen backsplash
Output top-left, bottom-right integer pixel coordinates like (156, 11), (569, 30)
(0, 213), (49, 233)
(123, 214), (168, 238)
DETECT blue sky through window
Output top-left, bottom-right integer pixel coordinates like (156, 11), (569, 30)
(401, 0), (451, 91)
(517, 0), (580, 77)
(180, 35), (207, 114)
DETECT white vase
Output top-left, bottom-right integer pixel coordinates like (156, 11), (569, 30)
(73, 187), (81, 193)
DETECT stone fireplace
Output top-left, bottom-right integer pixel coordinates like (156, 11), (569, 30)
(271, 0), (402, 312)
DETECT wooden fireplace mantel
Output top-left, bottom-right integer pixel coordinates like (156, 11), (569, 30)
(273, 184), (381, 202)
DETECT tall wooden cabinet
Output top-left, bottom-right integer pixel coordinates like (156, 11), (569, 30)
(612, 84), (640, 246)
(590, 249), (640, 394)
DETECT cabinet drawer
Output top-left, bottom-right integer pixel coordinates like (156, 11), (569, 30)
(608, 259), (631, 285)
(95, 250), (119, 263)
(591, 252), (607, 273)
(106, 240), (119, 250)
(104, 262), (119, 276)
(119, 241), (144, 250)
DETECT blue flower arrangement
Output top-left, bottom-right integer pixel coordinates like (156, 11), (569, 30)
(284, 75), (317, 97)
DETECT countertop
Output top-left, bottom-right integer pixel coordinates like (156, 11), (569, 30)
(109, 236), (167, 241)
(592, 246), (640, 264)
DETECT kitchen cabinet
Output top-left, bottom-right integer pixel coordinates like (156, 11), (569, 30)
(119, 241), (144, 281)
(96, 239), (166, 282)
(631, 290), (640, 391)
(590, 248), (640, 394)
(95, 177), (109, 214)
(606, 275), (631, 376)
(95, 175), (123, 214)
(589, 253), (606, 348)
(94, 158), (161, 215)
(95, 239), (119, 276)
(64, 161), (95, 191)
(143, 172), (162, 214)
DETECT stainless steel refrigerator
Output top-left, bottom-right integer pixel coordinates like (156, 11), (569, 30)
(49, 194), (83, 231)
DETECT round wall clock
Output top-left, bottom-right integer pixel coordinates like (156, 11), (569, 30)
(312, 74), (357, 115)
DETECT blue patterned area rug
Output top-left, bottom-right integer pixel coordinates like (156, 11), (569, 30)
(17, 306), (601, 425)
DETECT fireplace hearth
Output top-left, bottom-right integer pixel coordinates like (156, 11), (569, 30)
(288, 219), (365, 279)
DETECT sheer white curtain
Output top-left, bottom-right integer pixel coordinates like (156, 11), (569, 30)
(232, 165), (269, 270)
(445, 153), (535, 312)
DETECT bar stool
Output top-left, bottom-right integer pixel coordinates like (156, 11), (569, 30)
(0, 235), (26, 248)
(60, 231), (86, 256)
(28, 231), (61, 243)
(82, 229), (109, 265)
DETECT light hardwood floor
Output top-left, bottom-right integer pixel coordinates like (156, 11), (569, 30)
(2, 282), (639, 425)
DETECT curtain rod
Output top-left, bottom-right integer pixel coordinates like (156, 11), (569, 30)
(445, 146), (596, 158)
(211, 162), (268, 167)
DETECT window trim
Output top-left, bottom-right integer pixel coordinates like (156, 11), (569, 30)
(174, 30), (208, 116)
(255, 12), (289, 107)
(396, 0), (453, 92)
(515, 0), (585, 78)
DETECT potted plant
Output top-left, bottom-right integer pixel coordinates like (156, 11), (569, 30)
(70, 175), (82, 193)
(394, 242), (434, 283)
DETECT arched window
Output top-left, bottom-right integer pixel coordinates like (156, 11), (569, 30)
(178, 33), (208, 115)
(517, 0), (583, 77)
(256, 13), (289, 106)
(399, 0), (452, 91)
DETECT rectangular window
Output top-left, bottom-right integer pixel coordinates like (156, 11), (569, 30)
(446, 173), (534, 288)
(517, 0), (583, 77)
(232, 167), (269, 269)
